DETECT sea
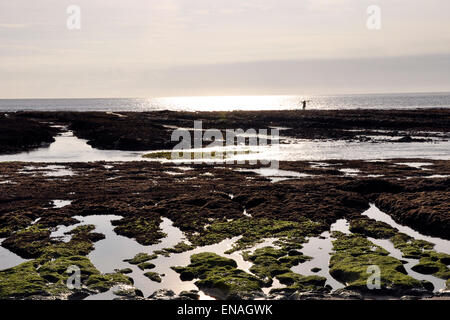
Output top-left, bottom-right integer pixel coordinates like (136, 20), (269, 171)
(0, 92), (449, 112)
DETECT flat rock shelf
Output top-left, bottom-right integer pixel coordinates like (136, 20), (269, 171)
(0, 110), (449, 300)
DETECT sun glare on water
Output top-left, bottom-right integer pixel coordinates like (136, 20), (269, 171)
(146, 95), (308, 112)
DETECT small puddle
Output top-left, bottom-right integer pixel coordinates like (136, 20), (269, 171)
(0, 238), (29, 270)
(0, 180), (15, 184)
(164, 171), (184, 176)
(291, 219), (350, 291)
(20, 165), (75, 177)
(395, 162), (433, 170)
(51, 200), (72, 208)
(31, 217), (42, 225)
(330, 219), (351, 234)
(309, 162), (334, 169)
(423, 175), (450, 179)
(236, 168), (312, 183)
(242, 209), (252, 217)
(339, 168), (361, 176)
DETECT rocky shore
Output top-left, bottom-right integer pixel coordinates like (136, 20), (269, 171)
(4, 109), (450, 153)
(0, 159), (449, 300)
(0, 114), (60, 154)
(0, 110), (449, 300)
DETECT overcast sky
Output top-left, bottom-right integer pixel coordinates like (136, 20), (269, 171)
(1, 0), (449, 98)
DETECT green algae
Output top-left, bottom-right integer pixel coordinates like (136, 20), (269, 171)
(349, 215), (450, 282)
(116, 268), (133, 274)
(274, 272), (327, 292)
(242, 247), (310, 281)
(124, 252), (157, 265)
(337, 218), (449, 292)
(0, 214), (34, 238)
(350, 218), (397, 239)
(244, 246), (287, 260)
(391, 233), (434, 259)
(144, 272), (163, 283)
(39, 254), (131, 294)
(2, 223), (104, 261)
(331, 232), (390, 256)
(152, 242), (195, 258)
(38, 255), (98, 282)
(188, 217), (323, 253)
(67, 225), (96, 234)
(411, 251), (450, 280)
(0, 223), (131, 299)
(0, 261), (49, 298)
(240, 246), (325, 292)
(172, 252), (264, 299)
(113, 215), (166, 246)
(329, 233), (426, 294)
(86, 273), (132, 292)
(161, 242), (195, 254)
(349, 217), (436, 260)
(1, 225), (51, 258)
(350, 217), (434, 259)
(113, 286), (144, 297)
(0, 255), (132, 298)
(173, 252), (238, 280)
(0, 226), (11, 238)
(142, 151), (173, 160)
(138, 262), (156, 271)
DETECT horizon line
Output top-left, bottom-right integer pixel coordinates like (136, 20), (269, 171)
(1, 90), (450, 101)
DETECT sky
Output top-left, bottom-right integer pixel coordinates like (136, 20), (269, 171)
(0, 0), (450, 98)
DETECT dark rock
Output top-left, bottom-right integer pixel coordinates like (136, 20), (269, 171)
(149, 289), (176, 300)
(68, 291), (91, 300)
(178, 290), (200, 300)
(421, 281), (435, 292)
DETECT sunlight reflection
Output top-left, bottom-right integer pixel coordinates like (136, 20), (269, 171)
(146, 95), (309, 111)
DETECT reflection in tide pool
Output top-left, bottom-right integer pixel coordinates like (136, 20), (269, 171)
(1, 128), (450, 164)
(363, 205), (450, 255)
(0, 239), (28, 270)
(236, 168), (313, 183)
(0, 130), (142, 163)
(51, 215), (288, 299)
(362, 205), (450, 292)
(291, 219), (350, 291)
(368, 237), (447, 292)
(51, 200), (72, 208)
(242, 140), (450, 162)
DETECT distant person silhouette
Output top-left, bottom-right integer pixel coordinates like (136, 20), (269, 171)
(302, 100), (310, 110)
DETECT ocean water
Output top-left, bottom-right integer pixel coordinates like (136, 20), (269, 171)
(0, 92), (449, 112)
